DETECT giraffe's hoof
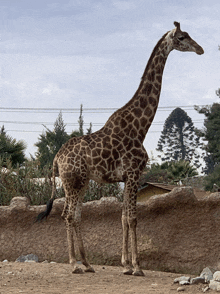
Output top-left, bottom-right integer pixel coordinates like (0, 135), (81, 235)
(72, 267), (84, 274)
(123, 268), (134, 275)
(133, 269), (145, 276)
(84, 266), (95, 273)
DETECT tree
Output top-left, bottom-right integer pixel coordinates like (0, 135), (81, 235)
(78, 104), (84, 136)
(0, 126), (26, 167)
(35, 107), (93, 169)
(195, 102), (220, 174)
(157, 107), (201, 168)
(140, 160), (198, 185)
(203, 163), (220, 191)
(35, 112), (69, 169)
(70, 104), (92, 137)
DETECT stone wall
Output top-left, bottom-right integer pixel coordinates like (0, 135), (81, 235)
(0, 187), (220, 274)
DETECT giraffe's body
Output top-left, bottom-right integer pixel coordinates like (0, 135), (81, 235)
(38, 22), (204, 275)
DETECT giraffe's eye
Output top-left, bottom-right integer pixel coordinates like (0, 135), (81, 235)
(178, 36), (185, 41)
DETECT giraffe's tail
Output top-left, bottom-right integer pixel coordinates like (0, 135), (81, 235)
(35, 157), (58, 223)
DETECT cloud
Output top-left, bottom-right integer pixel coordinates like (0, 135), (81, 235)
(42, 83), (60, 95)
(112, 1), (136, 10)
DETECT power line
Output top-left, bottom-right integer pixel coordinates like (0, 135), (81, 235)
(0, 119), (205, 127)
(0, 105), (211, 113)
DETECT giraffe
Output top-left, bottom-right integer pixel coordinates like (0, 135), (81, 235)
(37, 22), (204, 276)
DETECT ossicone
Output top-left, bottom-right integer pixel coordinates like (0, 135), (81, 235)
(174, 21), (181, 30)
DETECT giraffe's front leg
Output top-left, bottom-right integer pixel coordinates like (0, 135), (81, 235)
(121, 210), (133, 275)
(122, 180), (144, 276)
(128, 214), (144, 276)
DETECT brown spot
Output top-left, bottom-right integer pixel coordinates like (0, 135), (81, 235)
(153, 87), (159, 95)
(114, 117), (120, 126)
(139, 96), (147, 109)
(112, 139), (119, 146)
(141, 83), (153, 96)
(86, 157), (92, 165)
(156, 75), (162, 83)
(149, 97), (157, 107)
(147, 70), (155, 82)
(126, 140), (134, 150)
(89, 141), (96, 149)
(93, 157), (101, 165)
(133, 119), (140, 130)
(97, 166), (106, 174)
(134, 101), (139, 107)
(125, 113), (134, 123)
(123, 136), (130, 147)
(149, 116), (154, 123)
(112, 149), (120, 160)
(113, 126), (120, 134)
(144, 107), (152, 117)
(129, 129), (137, 138)
(120, 118), (127, 129)
(73, 146), (80, 154)
(140, 117), (148, 127)
(107, 121), (114, 129)
(118, 131), (124, 138)
(105, 128), (112, 135)
(102, 149), (111, 159)
(117, 144), (124, 151)
(155, 64), (161, 74)
(134, 140), (141, 148)
(92, 149), (99, 157)
(91, 134), (97, 140)
(126, 152), (132, 159)
(154, 56), (159, 65)
(132, 108), (142, 118)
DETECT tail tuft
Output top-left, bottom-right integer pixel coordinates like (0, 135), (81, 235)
(35, 198), (54, 223)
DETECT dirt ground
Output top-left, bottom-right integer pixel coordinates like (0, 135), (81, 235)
(0, 262), (210, 294)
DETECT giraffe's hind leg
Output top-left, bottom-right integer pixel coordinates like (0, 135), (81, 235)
(62, 178), (94, 273)
(74, 198), (95, 273)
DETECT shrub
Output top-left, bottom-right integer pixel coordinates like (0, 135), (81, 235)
(0, 159), (123, 205)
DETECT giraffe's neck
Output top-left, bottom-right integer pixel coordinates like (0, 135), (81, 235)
(105, 31), (173, 143)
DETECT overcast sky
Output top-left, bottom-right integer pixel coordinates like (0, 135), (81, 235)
(1, 0), (220, 160)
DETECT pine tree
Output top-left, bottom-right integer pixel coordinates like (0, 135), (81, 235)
(35, 107), (93, 169)
(195, 102), (220, 174)
(35, 112), (69, 169)
(157, 107), (201, 168)
(78, 104), (84, 136)
(0, 126), (26, 167)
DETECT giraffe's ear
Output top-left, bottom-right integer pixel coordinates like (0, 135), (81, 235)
(174, 21), (181, 31)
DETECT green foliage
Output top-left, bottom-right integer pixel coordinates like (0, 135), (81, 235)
(0, 158), (122, 205)
(35, 112), (70, 169)
(78, 104), (84, 136)
(203, 163), (220, 191)
(195, 102), (220, 174)
(84, 181), (123, 202)
(0, 126), (26, 167)
(140, 160), (198, 185)
(157, 108), (201, 168)
(35, 107), (93, 169)
(0, 159), (65, 206)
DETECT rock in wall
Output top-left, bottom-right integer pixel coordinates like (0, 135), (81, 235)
(0, 187), (220, 274)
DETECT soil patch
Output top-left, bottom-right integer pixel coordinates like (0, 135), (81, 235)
(0, 262), (206, 294)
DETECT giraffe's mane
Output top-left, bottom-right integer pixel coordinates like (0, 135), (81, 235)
(105, 30), (169, 121)
(140, 31), (169, 81)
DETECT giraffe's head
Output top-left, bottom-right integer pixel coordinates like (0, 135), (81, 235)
(168, 21), (204, 55)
